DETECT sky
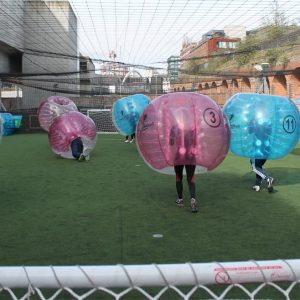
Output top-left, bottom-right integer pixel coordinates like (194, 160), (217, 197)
(68, 0), (300, 72)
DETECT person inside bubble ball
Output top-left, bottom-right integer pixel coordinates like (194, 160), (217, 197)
(70, 137), (89, 161)
(170, 126), (198, 213)
(248, 118), (274, 193)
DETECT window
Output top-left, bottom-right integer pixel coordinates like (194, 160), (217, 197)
(228, 42), (237, 49)
(217, 41), (237, 49)
(217, 41), (227, 49)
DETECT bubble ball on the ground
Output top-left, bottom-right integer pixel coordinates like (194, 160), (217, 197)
(48, 111), (97, 159)
(38, 96), (78, 132)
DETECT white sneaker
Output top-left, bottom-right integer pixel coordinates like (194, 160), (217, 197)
(124, 140), (129, 143)
(175, 198), (184, 207)
(190, 198), (198, 213)
(252, 185), (260, 192)
(78, 154), (85, 161)
(130, 139), (135, 143)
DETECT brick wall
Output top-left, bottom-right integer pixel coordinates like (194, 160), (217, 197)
(170, 67), (300, 104)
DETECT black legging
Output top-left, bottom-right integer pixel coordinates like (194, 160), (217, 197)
(174, 165), (196, 199)
(125, 133), (135, 140)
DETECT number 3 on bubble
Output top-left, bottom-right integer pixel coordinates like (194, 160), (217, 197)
(203, 108), (221, 128)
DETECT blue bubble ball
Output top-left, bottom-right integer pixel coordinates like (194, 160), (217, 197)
(0, 113), (16, 136)
(112, 94), (151, 135)
(0, 114), (3, 141)
(223, 93), (300, 159)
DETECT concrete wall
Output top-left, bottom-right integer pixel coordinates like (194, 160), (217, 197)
(0, 0), (24, 51)
(0, 51), (10, 73)
(0, 0), (24, 73)
(21, 0), (78, 108)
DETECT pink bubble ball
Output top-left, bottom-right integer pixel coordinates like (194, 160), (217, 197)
(136, 92), (230, 174)
(38, 96), (78, 131)
(48, 111), (97, 159)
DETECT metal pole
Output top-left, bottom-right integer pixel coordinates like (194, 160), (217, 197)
(1, 259), (300, 288)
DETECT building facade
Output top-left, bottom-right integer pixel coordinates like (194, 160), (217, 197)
(180, 29), (241, 71)
(80, 55), (96, 95)
(22, 0), (78, 108)
(180, 40), (197, 70)
(0, 0), (24, 74)
(0, 0), (78, 109)
(99, 62), (130, 77)
(167, 55), (180, 82)
(171, 63), (300, 105)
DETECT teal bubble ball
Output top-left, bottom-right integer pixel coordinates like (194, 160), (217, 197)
(223, 93), (300, 159)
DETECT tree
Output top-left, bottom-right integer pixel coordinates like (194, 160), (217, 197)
(186, 58), (199, 74)
(263, 0), (288, 40)
(235, 36), (259, 66)
(265, 48), (282, 65)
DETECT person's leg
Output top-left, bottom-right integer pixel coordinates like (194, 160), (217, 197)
(251, 159), (273, 192)
(124, 135), (129, 143)
(174, 165), (184, 206)
(185, 165), (196, 199)
(259, 159), (274, 192)
(130, 133), (135, 143)
(256, 159), (274, 192)
(250, 159), (264, 191)
(185, 165), (198, 212)
(71, 137), (83, 160)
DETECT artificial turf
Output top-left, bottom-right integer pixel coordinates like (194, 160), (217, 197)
(0, 133), (299, 267)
